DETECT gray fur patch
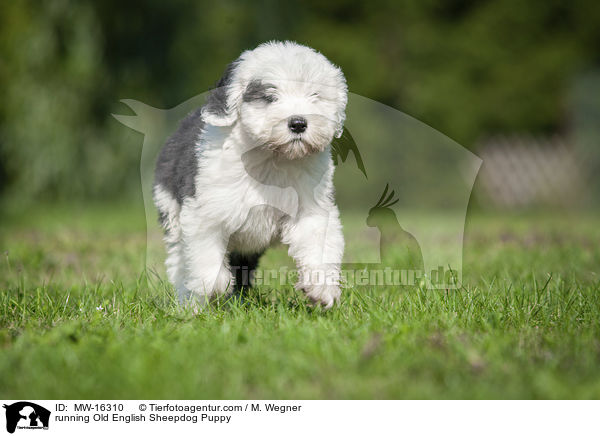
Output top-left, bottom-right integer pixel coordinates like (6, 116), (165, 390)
(242, 80), (277, 103)
(154, 108), (204, 204)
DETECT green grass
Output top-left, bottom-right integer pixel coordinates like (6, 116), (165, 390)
(1, 203), (600, 399)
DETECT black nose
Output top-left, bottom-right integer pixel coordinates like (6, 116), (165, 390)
(288, 116), (307, 133)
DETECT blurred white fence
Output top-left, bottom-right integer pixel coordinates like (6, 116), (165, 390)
(474, 135), (585, 208)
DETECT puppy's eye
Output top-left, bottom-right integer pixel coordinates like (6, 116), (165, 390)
(262, 94), (278, 104)
(311, 92), (320, 98)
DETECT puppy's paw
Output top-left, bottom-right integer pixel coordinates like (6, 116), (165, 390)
(303, 284), (341, 310)
(181, 293), (211, 314)
(212, 267), (236, 296)
(183, 267), (234, 303)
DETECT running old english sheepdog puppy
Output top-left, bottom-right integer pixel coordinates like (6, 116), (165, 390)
(153, 41), (347, 308)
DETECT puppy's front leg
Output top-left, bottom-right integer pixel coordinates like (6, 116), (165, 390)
(179, 206), (233, 305)
(283, 207), (344, 309)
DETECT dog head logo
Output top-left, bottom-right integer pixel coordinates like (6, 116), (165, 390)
(3, 402), (50, 433)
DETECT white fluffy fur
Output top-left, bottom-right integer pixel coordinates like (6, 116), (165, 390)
(155, 41), (347, 308)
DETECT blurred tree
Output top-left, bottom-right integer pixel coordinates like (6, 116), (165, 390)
(0, 0), (139, 204)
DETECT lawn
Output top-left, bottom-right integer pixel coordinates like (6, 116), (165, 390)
(1, 201), (600, 399)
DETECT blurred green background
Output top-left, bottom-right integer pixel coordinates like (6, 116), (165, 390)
(1, 0), (599, 208)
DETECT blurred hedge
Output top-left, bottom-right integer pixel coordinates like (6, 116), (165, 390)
(1, 0), (599, 205)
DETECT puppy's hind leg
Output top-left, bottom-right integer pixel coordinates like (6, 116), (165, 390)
(154, 185), (187, 301)
(229, 251), (264, 301)
(165, 238), (187, 303)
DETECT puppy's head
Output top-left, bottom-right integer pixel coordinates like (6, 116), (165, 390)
(202, 41), (348, 159)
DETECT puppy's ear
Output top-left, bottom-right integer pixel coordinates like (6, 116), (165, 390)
(202, 60), (242, 126)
